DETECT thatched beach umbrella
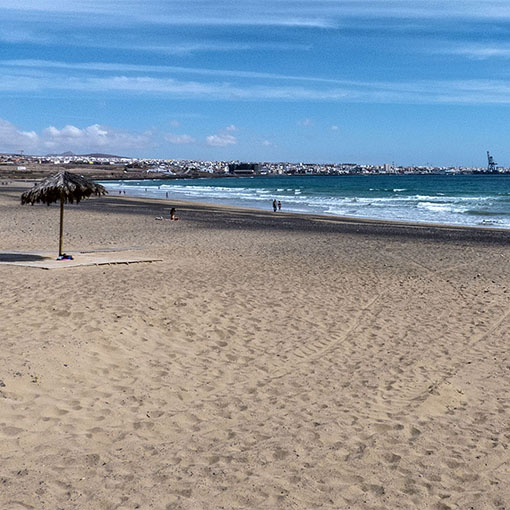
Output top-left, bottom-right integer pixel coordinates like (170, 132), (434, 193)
(21, 171), (107, 257)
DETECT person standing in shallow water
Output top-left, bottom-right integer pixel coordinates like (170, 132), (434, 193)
(272, 199), (277, 212)
(278, 200), (282, 211)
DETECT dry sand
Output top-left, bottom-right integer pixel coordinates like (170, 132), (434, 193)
(1, 183), (509, 509)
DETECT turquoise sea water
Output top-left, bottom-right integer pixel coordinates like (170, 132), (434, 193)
(100, 174), (510, 228)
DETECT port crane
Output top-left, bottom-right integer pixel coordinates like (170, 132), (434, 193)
(487, 151), (497, 172)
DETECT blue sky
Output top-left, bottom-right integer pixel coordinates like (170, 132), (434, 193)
(2, 1), (510, 165)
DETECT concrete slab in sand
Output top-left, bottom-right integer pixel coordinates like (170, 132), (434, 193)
(0, 250), (162, 269)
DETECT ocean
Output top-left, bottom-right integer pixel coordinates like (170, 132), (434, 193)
(100, 174), (510, 229)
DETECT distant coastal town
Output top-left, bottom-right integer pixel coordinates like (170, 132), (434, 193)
(1, 151), (509, 180)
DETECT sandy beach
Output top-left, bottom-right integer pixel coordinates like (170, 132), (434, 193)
(1, 182), (509, 509)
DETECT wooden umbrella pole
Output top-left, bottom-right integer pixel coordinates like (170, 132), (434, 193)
(59, 197), (64, 256)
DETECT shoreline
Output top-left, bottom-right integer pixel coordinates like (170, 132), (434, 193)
(6, 173), (510, 232)
(99, 174), (510, 232)
(4, 180), (510, 243)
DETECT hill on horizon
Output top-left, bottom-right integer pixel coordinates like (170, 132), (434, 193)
(45, 151), (127, 158)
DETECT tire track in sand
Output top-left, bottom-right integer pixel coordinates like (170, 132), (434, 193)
(269, 290), (387, 381)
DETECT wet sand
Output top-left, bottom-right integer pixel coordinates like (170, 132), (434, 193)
(1, 183), (509, 509)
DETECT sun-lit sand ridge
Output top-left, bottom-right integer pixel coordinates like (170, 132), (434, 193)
(1, 182), (509, 509)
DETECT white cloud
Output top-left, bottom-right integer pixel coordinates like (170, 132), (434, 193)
(6, 1), (510, 24)
(0, 2), (339, 28)
(44, 124), (85, 140)
(443, 45), (510, 60)
(142, 16), (337, 29)
(206, 125), (239, 147)
(0, 118), (154, 154)
(262, 140), (276, 147)
(124, 41), (312, 55)
(164, 133), (195, 144)
(0, 59), (356, 86)
(0, 118), (39, 151)
(5, 0), (510, 67)
(41, 124), (153, 151)
(206, 133), (237, 147)
(5, 63), (510, 105)
(298, 118), (313, 126)
(169, 120), (180, 127)
(331, 125), (339, 130)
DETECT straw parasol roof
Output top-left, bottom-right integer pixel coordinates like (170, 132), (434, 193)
(21, 171), (107, 257)
(21, 170), (106, 206)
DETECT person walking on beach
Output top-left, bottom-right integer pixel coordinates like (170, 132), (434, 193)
(272, 199), (277, 212)
(278, 200), (282, 211)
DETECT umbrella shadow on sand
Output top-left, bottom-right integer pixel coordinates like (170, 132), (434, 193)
(0, 253), (51, 262)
